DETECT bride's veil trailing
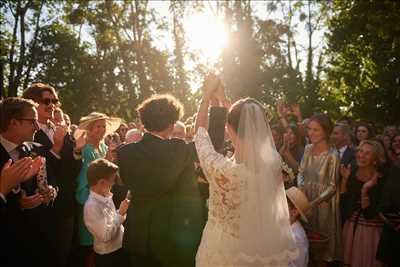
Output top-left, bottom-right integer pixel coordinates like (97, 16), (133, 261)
(233, 99), (297, 265)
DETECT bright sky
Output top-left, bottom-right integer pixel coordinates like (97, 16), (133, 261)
(149, 1), (325, 91)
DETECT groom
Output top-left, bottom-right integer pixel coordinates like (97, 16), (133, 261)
(117, 89), (226, 266)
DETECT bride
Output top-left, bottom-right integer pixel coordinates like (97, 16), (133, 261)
(194, 75), (298, 267)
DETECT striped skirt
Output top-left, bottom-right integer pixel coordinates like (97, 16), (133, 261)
(343, 211), (384, 267)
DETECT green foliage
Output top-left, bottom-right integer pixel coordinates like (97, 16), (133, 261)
(1, 0), (397, 125)
(325, 0), (400, 125)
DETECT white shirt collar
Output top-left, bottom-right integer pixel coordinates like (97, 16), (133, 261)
(90, 190), (113, 204)
(0, 135), (19, 154)
(339, 145), (348, 154)
(38, 121), (51, 131)
(38, 121), (56, 143)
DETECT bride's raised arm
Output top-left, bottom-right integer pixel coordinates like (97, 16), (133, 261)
(194, 73), (220, 133)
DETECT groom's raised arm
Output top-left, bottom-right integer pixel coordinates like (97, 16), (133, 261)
(208, 106), (227, 153)
(188, 106), (227, 161)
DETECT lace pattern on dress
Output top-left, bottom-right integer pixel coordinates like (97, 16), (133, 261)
(195, 127), (246, 239)
(197, 246), (298, 267)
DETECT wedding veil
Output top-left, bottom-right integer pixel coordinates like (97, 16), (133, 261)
(232, 99), (298, 265)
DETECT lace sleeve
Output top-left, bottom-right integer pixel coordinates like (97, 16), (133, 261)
(195, 127), (239, 186)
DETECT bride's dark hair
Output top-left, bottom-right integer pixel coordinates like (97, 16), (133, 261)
(227, 98), (266, 137)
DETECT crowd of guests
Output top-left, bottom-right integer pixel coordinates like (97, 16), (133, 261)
(0, 81), (399, 267)
(272, 101), (400, 267)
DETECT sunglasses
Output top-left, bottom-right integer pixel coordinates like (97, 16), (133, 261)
(40, 98), (60, 106)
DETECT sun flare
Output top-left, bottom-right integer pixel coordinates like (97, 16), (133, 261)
(184, 12), (227, 64)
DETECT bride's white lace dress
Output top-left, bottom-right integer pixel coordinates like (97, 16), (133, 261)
(195, 127), (297, 267)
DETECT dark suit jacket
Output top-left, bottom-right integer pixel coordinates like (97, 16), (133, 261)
(0, 144), (21, 266)
(339, 146), (356, 225)
(0, 144), (20, 244)
(34, 129), (82, 218)
(341, 146), (355, 167)
(117, 107), (227, 267)
(0, 141), (57, 267)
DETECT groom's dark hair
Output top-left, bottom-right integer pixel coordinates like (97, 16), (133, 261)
(137, 94), (184, 132)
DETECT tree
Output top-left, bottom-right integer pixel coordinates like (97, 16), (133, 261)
(220, 1), (264, 101)
(326, 0), (400, 124)
(2, 0), (47, 96)
(31, 22), (100, 122)
(56, 0), (176, 120)
(170, 1), (194, 115)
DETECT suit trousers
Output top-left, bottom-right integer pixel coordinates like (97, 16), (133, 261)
(53, 215), (75, 267)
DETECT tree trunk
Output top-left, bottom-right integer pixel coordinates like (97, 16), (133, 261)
(13, 5), (27, 96)
(8, 0), (20, 96)
(132, 0), (149, 101)
(23, 0), (44, 90)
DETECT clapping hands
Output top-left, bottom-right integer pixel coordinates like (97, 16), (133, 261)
(362, 172), (381, 193)
(19, 185), (57, 209)
(0, 157), (44, 196)
(52, 124), (68, 154)
(276, 101), (302, 121)
(74, 132), (87, 153)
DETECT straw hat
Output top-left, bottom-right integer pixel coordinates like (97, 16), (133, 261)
(74, 112), (121, 140)
(286, 187), (311, 223)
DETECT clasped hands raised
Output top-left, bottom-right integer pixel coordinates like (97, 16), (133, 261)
(201, 73), (230, 109)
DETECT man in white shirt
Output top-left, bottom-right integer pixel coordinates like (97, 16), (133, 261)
(23, 83), (85, 267)
(84, 158), (130, 267)
(331, 123), (355, 166)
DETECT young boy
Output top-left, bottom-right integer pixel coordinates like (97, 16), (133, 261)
(84, 158), (130, 267)
(286, 187), (310, 267)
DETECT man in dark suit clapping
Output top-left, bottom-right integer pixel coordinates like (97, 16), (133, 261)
(0, 97), (54, 267)
(118, 83), (226, 266)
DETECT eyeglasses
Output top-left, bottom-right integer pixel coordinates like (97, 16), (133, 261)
(40, 98), (60, 106)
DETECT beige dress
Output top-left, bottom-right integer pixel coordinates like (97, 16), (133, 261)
(297, 144), (343, 262)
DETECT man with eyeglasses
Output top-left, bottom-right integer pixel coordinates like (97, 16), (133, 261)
(0, 97), (56, 266)
(23, 83), (85, 267)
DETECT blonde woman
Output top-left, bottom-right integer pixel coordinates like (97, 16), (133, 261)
(75, 112), (121, 266)
(340, 140), (386, 267)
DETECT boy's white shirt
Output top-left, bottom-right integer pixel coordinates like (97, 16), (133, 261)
(84, 190), (126, 255)
(289, 221), (309, 267)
